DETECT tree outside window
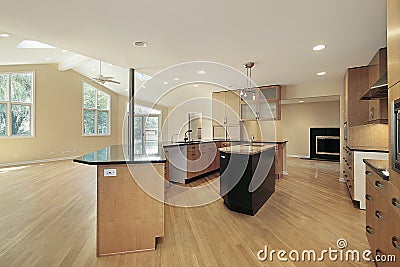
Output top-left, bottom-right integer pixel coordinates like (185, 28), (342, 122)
(82, 83), (111, 136)
(0, 72), (34, 137)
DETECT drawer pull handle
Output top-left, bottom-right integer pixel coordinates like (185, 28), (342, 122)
(392, 237), (400, 251)
(392, 198), (400, 208)
(221, 155), (226, 159)
(349, 166), (352, 170)
(375, 210), (384, 220)
(366, 226), (373, 234)
(375, 181), (384, 189)
(365, 171), (372, 176)
(365, 195), (372, 201)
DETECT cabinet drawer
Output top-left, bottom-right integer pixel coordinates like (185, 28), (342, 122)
(386, 199), (400, 261)
(388, 181), (400, 219)
(366, 166), (389, 197)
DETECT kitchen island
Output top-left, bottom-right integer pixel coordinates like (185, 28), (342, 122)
(219, 144), (276, 215)
(163, 140), (287, 184)
(73, 145), (165, 256)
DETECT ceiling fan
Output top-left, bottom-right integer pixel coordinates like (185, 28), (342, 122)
(92, 60), (121, 84)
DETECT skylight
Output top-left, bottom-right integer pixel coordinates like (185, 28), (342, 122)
(16, 40), (57, 49)
(135, 72), (152, 81)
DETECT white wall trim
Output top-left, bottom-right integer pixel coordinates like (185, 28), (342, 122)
(0, 156), (77, 168)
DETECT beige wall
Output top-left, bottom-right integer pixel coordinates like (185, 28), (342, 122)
(282, 77), (341, 100)
(280, 101), (340, 157)
(0, 64), (126, 165)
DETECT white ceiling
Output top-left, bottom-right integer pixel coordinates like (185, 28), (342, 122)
(0, 0), (387, 106)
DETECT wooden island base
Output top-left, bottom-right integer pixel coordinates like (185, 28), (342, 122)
(97, 163), (164, 256)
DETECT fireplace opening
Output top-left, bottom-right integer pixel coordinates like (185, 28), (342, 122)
(310, 128), (340, 161)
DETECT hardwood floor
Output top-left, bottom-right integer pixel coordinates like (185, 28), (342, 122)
(0, 158), (373, 266)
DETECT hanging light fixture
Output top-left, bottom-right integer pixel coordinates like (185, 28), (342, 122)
(241, 62), (255, 98)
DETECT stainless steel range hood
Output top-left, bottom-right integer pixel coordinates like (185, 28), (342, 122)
(360, 72), (388, 100)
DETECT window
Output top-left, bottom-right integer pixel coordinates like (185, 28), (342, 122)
(125, 103), (161, 155)
(82, 83), (111, 135)
(0, 72), (34, 137)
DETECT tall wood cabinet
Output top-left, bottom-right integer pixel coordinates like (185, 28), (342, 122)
(212, 90), (240, 126)
(388, 0), (400, 87)
(368, 48), (388, 124)
(344, 67), (370, 126)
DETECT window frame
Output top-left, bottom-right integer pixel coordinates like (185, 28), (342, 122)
(0, 71), (35, 139)
(82, 82), (111, 137)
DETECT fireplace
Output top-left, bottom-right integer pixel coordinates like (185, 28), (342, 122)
(310, 128), (340, 161)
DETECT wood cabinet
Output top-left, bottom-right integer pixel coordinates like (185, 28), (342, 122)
(97, 164), (164, 256)
(212, 91), (240, 126)
(186, 142), (222, 182)
(343, 147), (388, 209)
(388, 0), (400, 87)
(343, 146), (354, 199)
(365, 165), (400, 265)
(344, 67), (370, 127)
(240, 85), (281, 121)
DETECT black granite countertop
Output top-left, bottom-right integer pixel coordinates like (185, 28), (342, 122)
(346, 145), (389, 153)
(73, 145), (166, 165)
(363, 159), (390, 181)
(162, 140), (287, 148)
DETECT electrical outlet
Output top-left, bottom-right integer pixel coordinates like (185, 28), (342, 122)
(104, 169), (117, 177)
(64, 150), (70, 154)
(49, 152), (55, 156)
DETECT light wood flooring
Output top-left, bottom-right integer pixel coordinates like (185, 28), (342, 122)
(0, 158), (373, 266)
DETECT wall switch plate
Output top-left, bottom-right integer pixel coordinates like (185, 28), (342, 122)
(104, 169), (117, 177)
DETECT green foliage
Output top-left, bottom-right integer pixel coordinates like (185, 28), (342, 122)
(11, 73), (32, 103)
(0, 103), (6, 136)
(0, 74), (8, 101)
(83, 110), (95, 135)
(11, 105), (30, 135)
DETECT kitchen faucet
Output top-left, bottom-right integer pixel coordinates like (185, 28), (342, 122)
(184, 129), (193, 142)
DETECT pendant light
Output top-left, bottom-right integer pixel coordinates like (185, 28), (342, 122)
(241, 62), (255, 98)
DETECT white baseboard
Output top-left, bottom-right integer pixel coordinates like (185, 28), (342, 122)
(0, 156), (76, 168)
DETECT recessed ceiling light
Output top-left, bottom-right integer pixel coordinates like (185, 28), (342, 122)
(164, 81), (168, 85)
(91, 68), (96, 72)
(313, 44), (326, 51)
(45, 57), (52, 60)
(17, 40), (56, 49)
(0, 33), (11, 38)
(197, 70), (206, 74)
(174, 78), (179, 81)
(107, 63), (113, 67)
(61, 49), (68, 53)
(317, 71), (327, 76)
(299, 100), (304, 103)
(134, 41), (148, 48)
(194, 84), (199, 88)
